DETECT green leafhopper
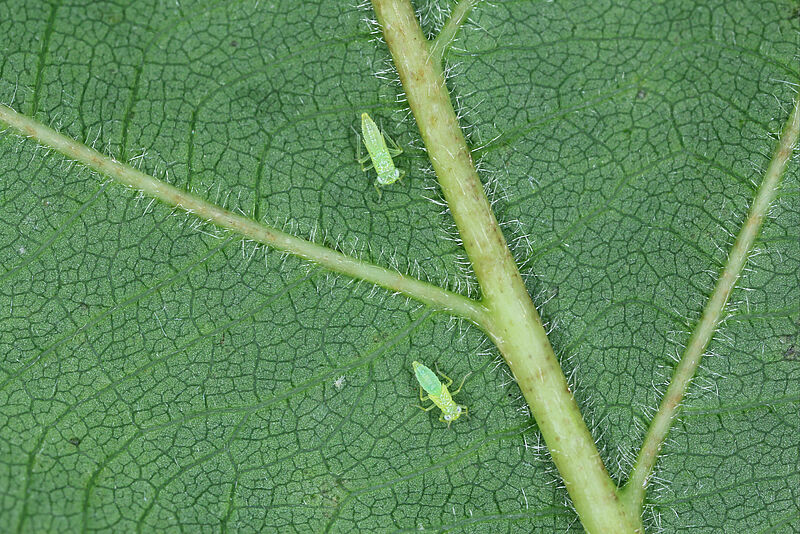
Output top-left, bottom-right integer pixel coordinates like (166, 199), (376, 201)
(357, 112), (405, 192)
(412, 361), (469, 428)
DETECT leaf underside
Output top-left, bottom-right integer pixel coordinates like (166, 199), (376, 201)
(0, 1), (798, 532)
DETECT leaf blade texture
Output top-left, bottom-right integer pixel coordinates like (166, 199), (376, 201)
(0, 1), (798, 532)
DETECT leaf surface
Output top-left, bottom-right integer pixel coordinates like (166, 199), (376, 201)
(0, 1), (798, 532)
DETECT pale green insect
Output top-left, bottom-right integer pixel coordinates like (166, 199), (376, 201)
(412, 361), (469, 428)
(357, 112), (405, 192)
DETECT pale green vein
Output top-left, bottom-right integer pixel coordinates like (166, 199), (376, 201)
(429, 0), (482, 65)
(619, 95), (800, 512)
(372, 1), (641, 531)
(29, 1), (60, 117)
(0, 104), (488, 327)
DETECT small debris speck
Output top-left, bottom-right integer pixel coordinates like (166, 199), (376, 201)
(333, 376), (346, 390)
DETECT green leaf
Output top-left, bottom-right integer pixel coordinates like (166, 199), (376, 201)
(0, 1), (798, 532)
